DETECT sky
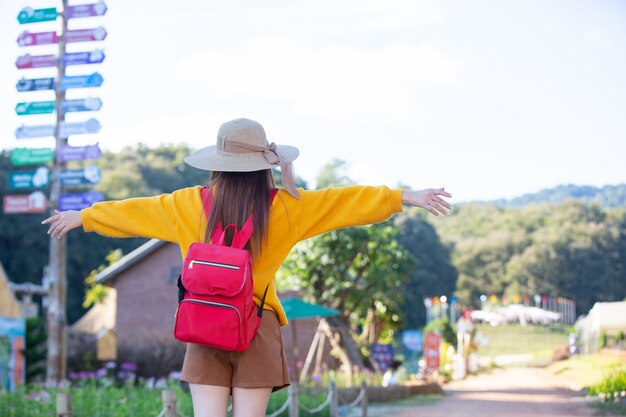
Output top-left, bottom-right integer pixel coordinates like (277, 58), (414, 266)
(1, 0), (625, 202)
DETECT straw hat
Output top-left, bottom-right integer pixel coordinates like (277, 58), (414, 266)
(184, 118), (300, 198)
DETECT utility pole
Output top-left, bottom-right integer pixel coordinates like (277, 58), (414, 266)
(46, 0), (69, 385)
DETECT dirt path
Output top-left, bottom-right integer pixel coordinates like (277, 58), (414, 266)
(367, 367), (595, 417)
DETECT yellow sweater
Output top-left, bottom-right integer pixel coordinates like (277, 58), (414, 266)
(81, 185), (404, 326)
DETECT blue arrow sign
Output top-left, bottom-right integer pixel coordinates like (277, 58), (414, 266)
(61, 98), (103, 114)
(16, 77), (55, 92)
(59, 118), (101, 137)
(60, 165), (101, 186)
(60, 72), (104, 91)
(63, 50), (105, 66)
(59, 191), (104, 210)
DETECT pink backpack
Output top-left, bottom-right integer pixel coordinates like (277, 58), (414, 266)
(174, 187), (275, 352)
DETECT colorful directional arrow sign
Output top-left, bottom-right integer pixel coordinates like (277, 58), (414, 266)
(60, 165), (101, 186)
(3, 192), (48, 214)
(15, 53), (56, 69)
(15, 101), (55, 115)
(17, 30), (57, 47)
(57, 143), (102, 162)
(66, 1), (107, 19)
(66, 27), (107, 43)
(61, 98), (103, 114)
(15, 119), (102, 139)
(58, 191), (104, 210)
(64, 50), (105, 66)
(17, 7), (58, 24)
(11, 148), (54, 166)
(60, 72), (104, 90)
(8, 167), (50, 190)
(60, 119), (102, 137)
(16, 77), (55, 92)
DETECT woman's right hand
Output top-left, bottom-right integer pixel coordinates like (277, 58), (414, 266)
(402, 187), (452, 216)
(42, 210), (83, 239)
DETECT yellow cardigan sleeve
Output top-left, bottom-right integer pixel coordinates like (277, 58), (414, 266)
(297, 185), (404, 241)
(80, 189), (193, 241)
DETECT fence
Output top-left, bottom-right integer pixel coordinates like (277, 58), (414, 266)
(52, 381), (369, 417)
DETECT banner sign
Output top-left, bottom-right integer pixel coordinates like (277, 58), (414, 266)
(424, 332), (441, 371)
(60, 165), (101, 186)
(57, 143), (102, 162)
(0, 317), (26, 391)
(15, 53), (56, 69)
(3, 192), (48, 214)
(63, 50), (105, 66)
(402, 330), (423, 352)
(66, 27), (107, 43)
(16, 77), (55, 92)
(15, 101), (55, 115)
(15, 119), (101, 139)
(11, 148), (54, 166)
(60, 72), (104, 90)
(8, 167), (50, 190)
(59, 191), (104, 210)
(370, 343), (394, 371)
(61, 98), (102, 114)
(17, 7), (58, 24)
(66, 1), (107, 19)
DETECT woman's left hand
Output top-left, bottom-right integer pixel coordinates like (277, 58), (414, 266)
(401, 187), (452, 216)
(42, 210), (83, 239)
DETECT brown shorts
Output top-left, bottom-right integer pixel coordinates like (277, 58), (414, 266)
(180, 311), (291, 392)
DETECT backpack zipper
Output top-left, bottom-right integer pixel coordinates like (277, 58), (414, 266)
(183, 299), (241, 318)
(188, 260), (240, 270)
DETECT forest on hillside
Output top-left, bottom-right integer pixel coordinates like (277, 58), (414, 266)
(1, 144), (625, 330)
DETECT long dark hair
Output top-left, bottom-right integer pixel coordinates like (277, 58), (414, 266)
(204, 170), (275, 255)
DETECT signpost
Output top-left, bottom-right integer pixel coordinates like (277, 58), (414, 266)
(59, 165), (101, 186)
(57, 143), (102, 162)
(16, 77), (55, 91)
(60, 72), (104, 90)
(15, 101), (55, 115)
(58, 191), (104, 210)
(424, 332), (441, 372)
(8, 167), (51, 190)
(11, 148), (54, 166)
(3, 192), (48, 214)
(13, 0), (108, 386)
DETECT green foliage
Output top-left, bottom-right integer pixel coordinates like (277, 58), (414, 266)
(25, 318), (46, 383)
(588, 365), (626, 401)
(423, 317), (457, 348)
(83, 249), (123, 308)
(491, 183), (626, 208)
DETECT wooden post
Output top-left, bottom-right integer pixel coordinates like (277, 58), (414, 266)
(46, 0), (69, 386)
(360, 381), (368, 417)
(329, 381), (338, 417)
(288, 380), (299, 417)
(56, 392), (71, 417)
(162, 390), (179, 417)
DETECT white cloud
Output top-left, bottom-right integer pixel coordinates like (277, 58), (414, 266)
(173, 39), (463, 123)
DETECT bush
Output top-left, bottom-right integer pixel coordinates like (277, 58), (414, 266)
(588, 366), (626, 401)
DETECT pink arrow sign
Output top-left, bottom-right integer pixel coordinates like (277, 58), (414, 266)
(66, 27), (107, 43)
(17, 30), (58, 47)
(16, 53), (56, 69)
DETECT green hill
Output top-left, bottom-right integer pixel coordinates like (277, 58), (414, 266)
(486, 184), (626, 208)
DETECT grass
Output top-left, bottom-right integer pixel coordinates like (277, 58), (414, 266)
(0, 382), (330, 417)
(475, 324), (569, 366)
(547, 352), (626, 389)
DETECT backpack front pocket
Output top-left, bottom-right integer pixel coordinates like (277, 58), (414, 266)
(174, 299), (241, 351)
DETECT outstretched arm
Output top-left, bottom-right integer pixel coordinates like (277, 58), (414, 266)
(42, 210), (82, 239)
(401, 187), (452, 216)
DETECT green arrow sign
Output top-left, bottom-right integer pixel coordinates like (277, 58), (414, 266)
(11, 148), (54, 166)
(17, 7), (58, 24)
(15, 101), (55, 115)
